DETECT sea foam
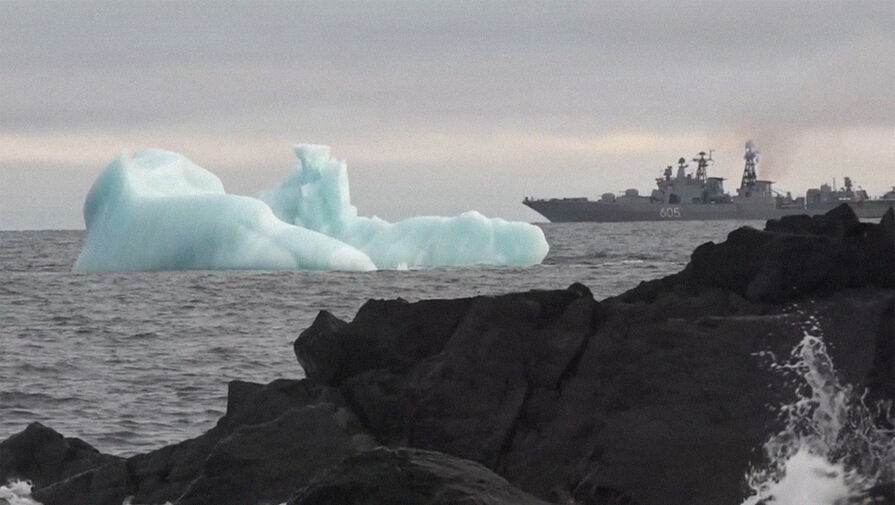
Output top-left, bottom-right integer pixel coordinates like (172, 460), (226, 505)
(741, 314), (895, 505)
(0, 481), (39, 505)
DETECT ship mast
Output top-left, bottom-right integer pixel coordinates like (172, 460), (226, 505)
(692, 151), (712, 182)
(676, 157), (688, 179)
(740, 141), (759, 190)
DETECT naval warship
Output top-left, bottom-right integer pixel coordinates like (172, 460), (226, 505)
(523, 142), (894, 222)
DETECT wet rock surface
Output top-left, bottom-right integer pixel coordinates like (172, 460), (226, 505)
(124, 379), (330, 505)
(3, 205), (892, 505)
(32, 460), (130, 505)
(177, 402), (376, 505)
(296, 286), (890, 505)
(0, 422), (122, 492)
(287, 447), (551, 505)
(622, 204), (894, 304)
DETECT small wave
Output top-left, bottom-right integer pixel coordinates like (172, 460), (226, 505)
(0, 391), (63, 403)
(13, 359), (78, 374)
(594, 259), (648, 267)
(627, 252), (663, 261)
(208, 346), (235, 356)
(588, 250), (612, 259)
(128, 332), (158, 340)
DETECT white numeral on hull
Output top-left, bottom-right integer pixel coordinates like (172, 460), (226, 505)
(659, 207), (681, 218)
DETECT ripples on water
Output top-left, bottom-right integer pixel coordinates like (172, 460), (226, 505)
(0, 221), (758, 455)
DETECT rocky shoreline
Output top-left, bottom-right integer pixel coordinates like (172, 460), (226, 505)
(2, 205), (892, 505)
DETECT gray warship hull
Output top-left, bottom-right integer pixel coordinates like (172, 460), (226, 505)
(523, 198), (894, 223)
(526, 142), (895, 223)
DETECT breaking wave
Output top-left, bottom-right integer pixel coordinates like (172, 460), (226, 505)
(742, 315), (894, 505)
(0, 481), (38, 505)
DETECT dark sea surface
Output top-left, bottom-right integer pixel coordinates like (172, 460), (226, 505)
(0, 222), (762, 456)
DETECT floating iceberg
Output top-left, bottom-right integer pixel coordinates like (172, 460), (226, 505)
(262, 145), (549, 269)
(74, 150), (375, 272)
(74, 145), (549, 272)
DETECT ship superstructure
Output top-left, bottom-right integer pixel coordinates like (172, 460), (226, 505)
(650, 151), (728, 205)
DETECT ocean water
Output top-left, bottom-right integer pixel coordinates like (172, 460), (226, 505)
(0, 221), (752, 456)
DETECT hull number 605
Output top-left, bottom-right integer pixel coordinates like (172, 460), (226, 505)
(659, 207), (681, 218)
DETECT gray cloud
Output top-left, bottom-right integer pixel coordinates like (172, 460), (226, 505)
(1, 0), (893, 228)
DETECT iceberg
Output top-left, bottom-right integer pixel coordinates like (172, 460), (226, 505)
(74, 150), (376, 272)
(74, 145), (549, 272)
(262, 145), (549, 269)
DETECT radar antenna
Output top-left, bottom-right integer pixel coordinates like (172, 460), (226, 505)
(740, 141), (759, 190)
(692, 150), (712, 182)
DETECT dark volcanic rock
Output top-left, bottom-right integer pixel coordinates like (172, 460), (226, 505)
(861, 482), (895, 504)
(291, 246), (892, 504)
(496, 288), (891, 504)
(572, 475), (642, 505)
(177, 402), (376, 505)
(126, 378), (333, 504)
(287, 447), (550, 505)
(32, 460), (130, 505)
(865, 296), (895, 412)
(124, 423), (228, 504)
(764, 201), (861, 237)
(3, 379), (339, 505)
(295, 297), (474, 386)
(300, 283), (600, 468)
(622, 204), (895, 303)
(0, 423), (121, 491)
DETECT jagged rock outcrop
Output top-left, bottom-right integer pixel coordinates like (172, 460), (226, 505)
(32, 460), (130, 505)
(125, 379), (332, 504)
(286, 205), (893, 505)
(622, 204), (894, 303)
(0, 423), (121, 490)
(287, 447), (551, 505)
(296, 283), (599, 467)
(294, 296), (474, 387)
(177, 402), (376, 505)
(293, 285), (891, 505)
(1, 380), (351, 505)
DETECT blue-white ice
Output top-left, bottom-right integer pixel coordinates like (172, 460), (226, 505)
(74, 145), (548, 272)
(74, 150), (376, 272)
(262, 145), (549, 269)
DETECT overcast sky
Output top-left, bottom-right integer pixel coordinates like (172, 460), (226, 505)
(1, 0), (893, 229)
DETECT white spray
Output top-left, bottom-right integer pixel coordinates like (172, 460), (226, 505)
(742, 313), (894, 505)
(0, 481), (39, 505)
